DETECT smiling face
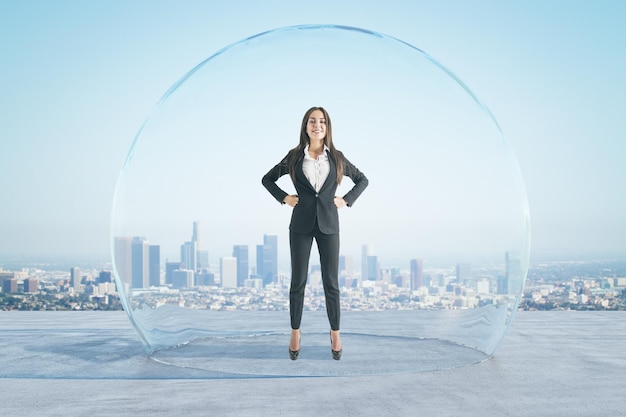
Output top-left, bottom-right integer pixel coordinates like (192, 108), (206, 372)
(306, 109), (327, 143)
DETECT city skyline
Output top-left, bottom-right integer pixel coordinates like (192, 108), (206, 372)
(1, 2), (625, 261)
(110, 220), (528, 307)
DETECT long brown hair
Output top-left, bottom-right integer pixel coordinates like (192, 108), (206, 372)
(287, 106), (344, 184)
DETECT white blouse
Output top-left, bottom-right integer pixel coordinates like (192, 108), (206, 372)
(302, 145), (331, 192)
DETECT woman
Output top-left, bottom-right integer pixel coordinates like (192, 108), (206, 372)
(262, 106), (368, 360)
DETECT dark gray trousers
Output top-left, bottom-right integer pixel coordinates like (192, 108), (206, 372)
(289, 220), (340, 331)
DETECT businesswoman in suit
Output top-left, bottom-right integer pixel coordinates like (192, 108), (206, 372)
(262, 106), (368, 360)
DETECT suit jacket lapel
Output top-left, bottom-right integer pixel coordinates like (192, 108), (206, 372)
(319, 150), (336, 192)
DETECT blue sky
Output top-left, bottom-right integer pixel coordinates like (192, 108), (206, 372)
(1, 1), (625, 263)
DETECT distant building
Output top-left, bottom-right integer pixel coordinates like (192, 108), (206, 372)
(149, 245), (160, 287)
(257, 234), (277, 286)
(367, 255), (379, 281)
(232, 245), (249, 288)
(361, 244), (373, 281)
(220, 257), (237, 288)
(340, 255), (355, 288)
(456, 263), (471, 284)
(192, 220), (203, 249)
(477, 278), (490, 294)
(180, 241), (197, 272)
(195, 270), (215, 286)
(255, 244), (264, 281)
(197, 250), (209, 271)
(613, 278), (626, 287)
(340, 254), (353, 277)
(410, 258), (424, 290)
(172, 269), (194, 289)
(0, 272), (16, 292)
(114, 236), (133, 285)
(131, 237), (149, 288)
(497, 275), (508, 295)
(24, 278), (39, 293)
(165, 262), (182, 286)
(506, 251), (524, 295)
(2, 278), (17, 293)
(98, 271), (112, 284)
(70, 267), (81, 291)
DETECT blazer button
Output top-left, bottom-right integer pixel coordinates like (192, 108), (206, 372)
(315, 193), (319, 197)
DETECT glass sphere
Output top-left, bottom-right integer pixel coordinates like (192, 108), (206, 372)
(111, 24), (530, 377)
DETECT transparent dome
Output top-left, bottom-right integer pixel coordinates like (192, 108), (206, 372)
(111, 24), (530, 377)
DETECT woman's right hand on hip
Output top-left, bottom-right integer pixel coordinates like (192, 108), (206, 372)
(284, 195), (299, 207)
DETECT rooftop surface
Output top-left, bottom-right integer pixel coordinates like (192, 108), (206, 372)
(1, 310), (624, 416)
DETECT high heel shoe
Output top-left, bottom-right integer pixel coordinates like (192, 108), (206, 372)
(289, 331), (301, 361)
(330, 331), (342, 361)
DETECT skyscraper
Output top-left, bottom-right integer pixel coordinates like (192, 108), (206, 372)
(197, 250), (209, 271)
(192, 220), (202, 249)
(497, 275), (509, 295)
(24, 278), (39, 293)
(97, 271), (112, 284)
(180, 240), (197, 272)
(506, 250), (523, 295)
(70, 267), (81, 291)
(192, 220), (208, 271)
(232, 245), (249, 288)
(361, 244), (372, 281)
(114, 236), (132, 285)
(456, 263), (472, 286)
(149, 245), (160, 287)
(172, 269), (194, 289)
(256, 244), (264, 280)
(367, 255), (379, 281)
(220, 256), (237, 288)
(477, 278), (490, 294)
(165, 261), (182, 286)
(410, 258), (424, 290)
(339, 255), (353, 277)
(131, 237), (149, 289)
(261, 234), (278, 286)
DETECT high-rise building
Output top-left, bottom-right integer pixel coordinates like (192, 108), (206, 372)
(97, 271), (112, 284)
(220, 257), (237, 288)
(131, 237), (149, 288)
(172, 269), (194, 289)
(410, 258), (424, 290)
(506, 251), (524, 295)
(361, 244), (372, 281)
(367, 255), (379, 281)
(456, 263), (472, 286)
(497, 275), (509, 295)
(114, 236), (133, 285)
(191, 220), (209, 272)
(197, 250), (209, 271)
(70, 267), (81, 291)
(256, 244), (264, 279)
(260, 234), (277, 286)
(165, 262), (182, 285)
(233, 245), (249, 288)
(2, 278), (17, 293)
(24, 278), (39, 293)
(339, 255), (354, 288)
(195, 270), (215, 286)
(339, 255), (353, 277)
(149, 245), (160, 287)
(192, 220), (202, 249)
(181, 241), (197, 272)
(477, 277), (490, 294)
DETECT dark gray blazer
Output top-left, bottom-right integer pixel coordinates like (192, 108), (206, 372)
(262, 150), (368, 234)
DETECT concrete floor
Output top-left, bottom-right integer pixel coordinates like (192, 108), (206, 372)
(1, 310), (625, 416)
